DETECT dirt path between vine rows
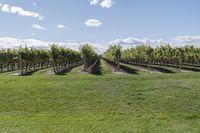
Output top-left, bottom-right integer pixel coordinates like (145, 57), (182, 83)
(103, 60), (127, 74)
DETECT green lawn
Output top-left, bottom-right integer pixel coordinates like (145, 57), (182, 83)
(0, 61), (200, 133)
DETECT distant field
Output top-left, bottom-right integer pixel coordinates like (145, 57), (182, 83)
(0, 60), (200, 133)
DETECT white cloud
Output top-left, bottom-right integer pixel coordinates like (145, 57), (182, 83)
(100, 0), (113, 8)
(0, 37), (81, 51)
(1, 4), (9, 12)
(85, 19), (102, 27)
(0, 36), (199, 54)
(171, 36), (200, 47)
(172, 36), (200, 44)
(32, 24), (46, 30)
(57, 24), (65, 29)
(89, 0), (99, 5)
(0, 37), (107, 53)
(109, 37), (166, 49)
(0, 4), (45, 20)
(109, 36), (200, 48)
(89, 0), (113, 8)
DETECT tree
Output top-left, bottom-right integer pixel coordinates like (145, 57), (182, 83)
(103, 45), (122, 69)
(80, 44), (98, 71)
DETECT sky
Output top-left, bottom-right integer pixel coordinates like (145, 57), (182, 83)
(0, 0), (200, 51)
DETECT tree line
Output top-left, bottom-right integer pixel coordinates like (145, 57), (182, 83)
(103, 44), (200, 70)
(1, 43), (199, 75)
(0, 44), (98, 75)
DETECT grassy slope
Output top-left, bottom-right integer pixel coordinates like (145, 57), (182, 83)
(0, 61), (200, 133)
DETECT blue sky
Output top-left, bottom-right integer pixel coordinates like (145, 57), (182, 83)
(0, 0), (200, 43)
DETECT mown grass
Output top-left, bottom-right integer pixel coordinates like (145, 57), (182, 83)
(0, 62), (200, 133)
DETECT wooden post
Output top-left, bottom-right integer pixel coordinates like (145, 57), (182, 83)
(19, 55), (23, 75)
(117, 54), (120, 70)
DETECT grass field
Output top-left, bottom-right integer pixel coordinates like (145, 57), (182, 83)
(0, 60), (200, 133)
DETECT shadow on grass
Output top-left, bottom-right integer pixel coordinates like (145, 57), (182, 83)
(55, 64), (84, 75)
(181, 66), (200, 72)
(23, 69), (40, 76)
(183, 64), (200, 68)
(158, 64), (200, 72)
(55, 68), (73, 75)
(122, 61), (176, 74)
(21, 68), (48, 76)
(20, 67), (72, 76)
(119, 64), (139, 74)
(150, 66), (176, 73)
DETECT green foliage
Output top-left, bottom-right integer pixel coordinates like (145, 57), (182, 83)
(121, 44), (200, 68)
(50, 44), (81, 64)
(80, 44), (98, 69)
(0, 45), (82, 73)
(18, 46), (50, 64)
(121, 44), (153, 69)
(49, 44), (82, 73)
(0, 49), (18, 64)
(103, 45), (122, 63)
(103, 45), (122, 69)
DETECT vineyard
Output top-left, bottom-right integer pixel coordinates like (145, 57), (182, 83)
(103, 44), (200, 73)
(0, 44), (200, 133)
(0, 44), (99, 75)
(1, 44), (200, 75)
